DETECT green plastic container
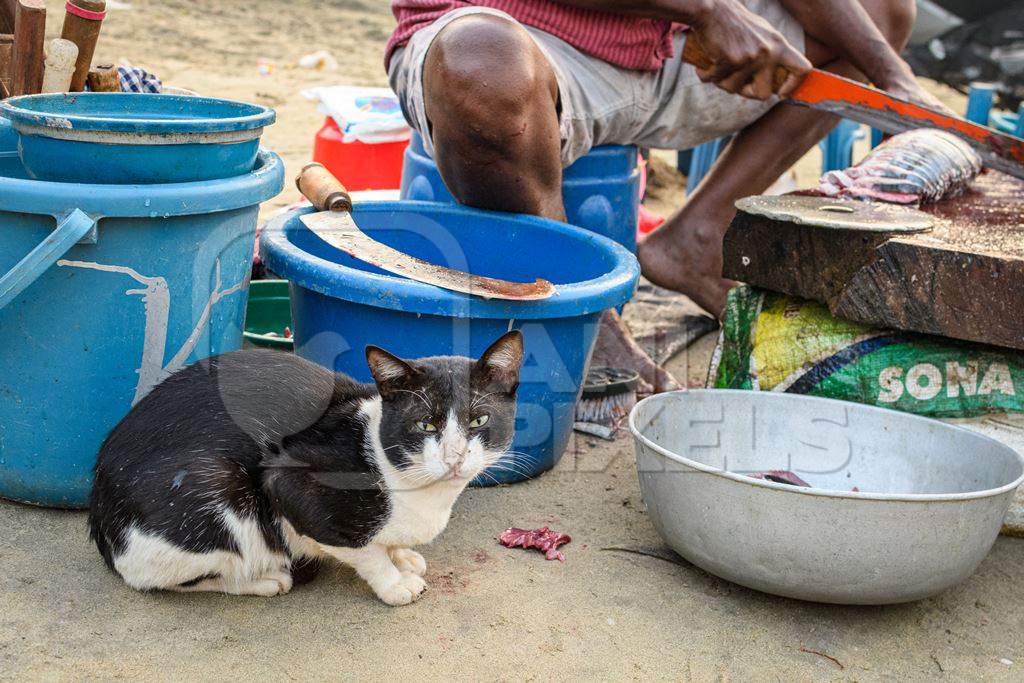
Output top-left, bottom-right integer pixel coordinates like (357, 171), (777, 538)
(243, 280), (293, 350)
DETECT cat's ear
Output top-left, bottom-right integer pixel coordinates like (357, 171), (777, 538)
(474, 331), (524, 394)
(366, 346), (419, 398)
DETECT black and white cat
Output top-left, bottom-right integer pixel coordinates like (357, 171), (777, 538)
(88, 332), (523, 605)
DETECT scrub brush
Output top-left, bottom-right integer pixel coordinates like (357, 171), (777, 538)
(573, 367), (639, 440)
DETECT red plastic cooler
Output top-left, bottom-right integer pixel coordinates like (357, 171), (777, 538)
(312, 117), (409, 192)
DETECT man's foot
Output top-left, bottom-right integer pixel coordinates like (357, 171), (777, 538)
(592, 310), (679, 395)
(637, 219), (737, 319)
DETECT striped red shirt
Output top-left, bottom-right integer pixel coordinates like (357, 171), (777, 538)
(386, 0), (678, 72)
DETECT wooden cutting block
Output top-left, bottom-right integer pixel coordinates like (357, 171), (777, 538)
(723, 172), (1024, 351)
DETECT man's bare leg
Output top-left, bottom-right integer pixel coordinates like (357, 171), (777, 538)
(423, 13), (564, 220)
(638, 0), (916, 317)
(423, 13), (678, 390)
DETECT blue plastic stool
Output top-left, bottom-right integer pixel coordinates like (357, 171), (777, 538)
(676, 148), (693, 173)
(684, 119), (867, 188)
(819, 119), (866, 172)
(965, 83), (996, 125)
(400, 132), (640, 254)
(990, 104), (1024, 137)
(685, 137), (727, 194)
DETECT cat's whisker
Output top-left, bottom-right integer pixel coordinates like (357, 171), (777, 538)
(485, 458), (533, 478)
(396, 465), (436, 486)
(484, 460), (532, 477)
(474, 469), (503, 486)
(392, 388), (431, 411)
(491, 451), (534, 469)
(485, 463), (533, 478)
(470, 391), (500, 409)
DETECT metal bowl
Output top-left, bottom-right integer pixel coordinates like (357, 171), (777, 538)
(629, 390), (1024, 605)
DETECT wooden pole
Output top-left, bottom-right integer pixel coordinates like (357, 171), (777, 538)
(0, 36), (12, 98)
(10, 0), (46, 96)
(61, 0), (105, 92)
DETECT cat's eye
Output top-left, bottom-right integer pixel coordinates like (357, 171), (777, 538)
(415, 420), (437, 432)
(469, 414), (489, 429)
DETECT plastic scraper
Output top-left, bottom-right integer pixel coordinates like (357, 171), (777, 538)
(682, 33), (1024, 180)
(296, 163), (555, 301)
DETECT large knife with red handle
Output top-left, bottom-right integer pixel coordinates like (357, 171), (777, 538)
(682, 34), (1024, 179)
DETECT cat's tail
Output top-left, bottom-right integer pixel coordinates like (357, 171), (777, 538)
(87, 514), (116, 571)
(290, 555), (323, 585)
(87, 477), (118, 571)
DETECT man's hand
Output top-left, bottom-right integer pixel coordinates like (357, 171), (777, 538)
(688, 0), (811, 100)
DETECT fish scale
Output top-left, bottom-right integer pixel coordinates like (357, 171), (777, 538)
(819, 129), (982, 205)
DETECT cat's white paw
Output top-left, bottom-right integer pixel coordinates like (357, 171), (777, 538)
(389, 547), (427, 576)
(233, 567), (293, 597)
(374, 571), (427, 606)
(267, 568), (294, 595)
(240, 576), (290, 597)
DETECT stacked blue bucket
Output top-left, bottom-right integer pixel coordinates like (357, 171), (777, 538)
(401, 131), (642, 253)
(261, 133), (641, 484)
(0, 94), (283, 507)
(261, 202), (638, 484)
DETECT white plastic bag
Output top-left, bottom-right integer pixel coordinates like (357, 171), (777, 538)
(302, 85), (411, 144)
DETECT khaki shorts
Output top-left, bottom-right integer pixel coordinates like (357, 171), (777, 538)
(388, 1), (804, 167)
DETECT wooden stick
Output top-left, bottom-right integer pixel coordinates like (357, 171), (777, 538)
(0, 35), (12, 98)
(296, 162), (353, 213)
(61, 0), (105, 92)
(11, 0), (45, 96)
(41, 38), (78, 93)
(85, 62), (118, 92)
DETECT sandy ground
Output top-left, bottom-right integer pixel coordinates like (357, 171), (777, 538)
(3, 431), (1024, 681)
(6, 2), (1019, 681)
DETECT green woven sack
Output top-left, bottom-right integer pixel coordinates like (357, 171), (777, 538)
(709, 286), (1023, 418)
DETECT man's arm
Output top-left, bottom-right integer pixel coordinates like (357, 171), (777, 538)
(776, 1), (942, 108)
(558, 0), (943, 109)
(555, 0), (812, 100)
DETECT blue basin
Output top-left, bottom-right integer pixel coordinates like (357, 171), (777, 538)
(0, 93), (274, 184)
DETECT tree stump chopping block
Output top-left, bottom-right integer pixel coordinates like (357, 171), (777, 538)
(723, 172), (1024, 351)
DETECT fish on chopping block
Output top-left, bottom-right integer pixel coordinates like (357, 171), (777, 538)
(819, 129), (982, 206)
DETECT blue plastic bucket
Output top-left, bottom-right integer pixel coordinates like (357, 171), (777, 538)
(400, 131), (640, 253)
(260, 202), (639, 483)
(0, 120), (284, 507)
(0, 93), (275, 184)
